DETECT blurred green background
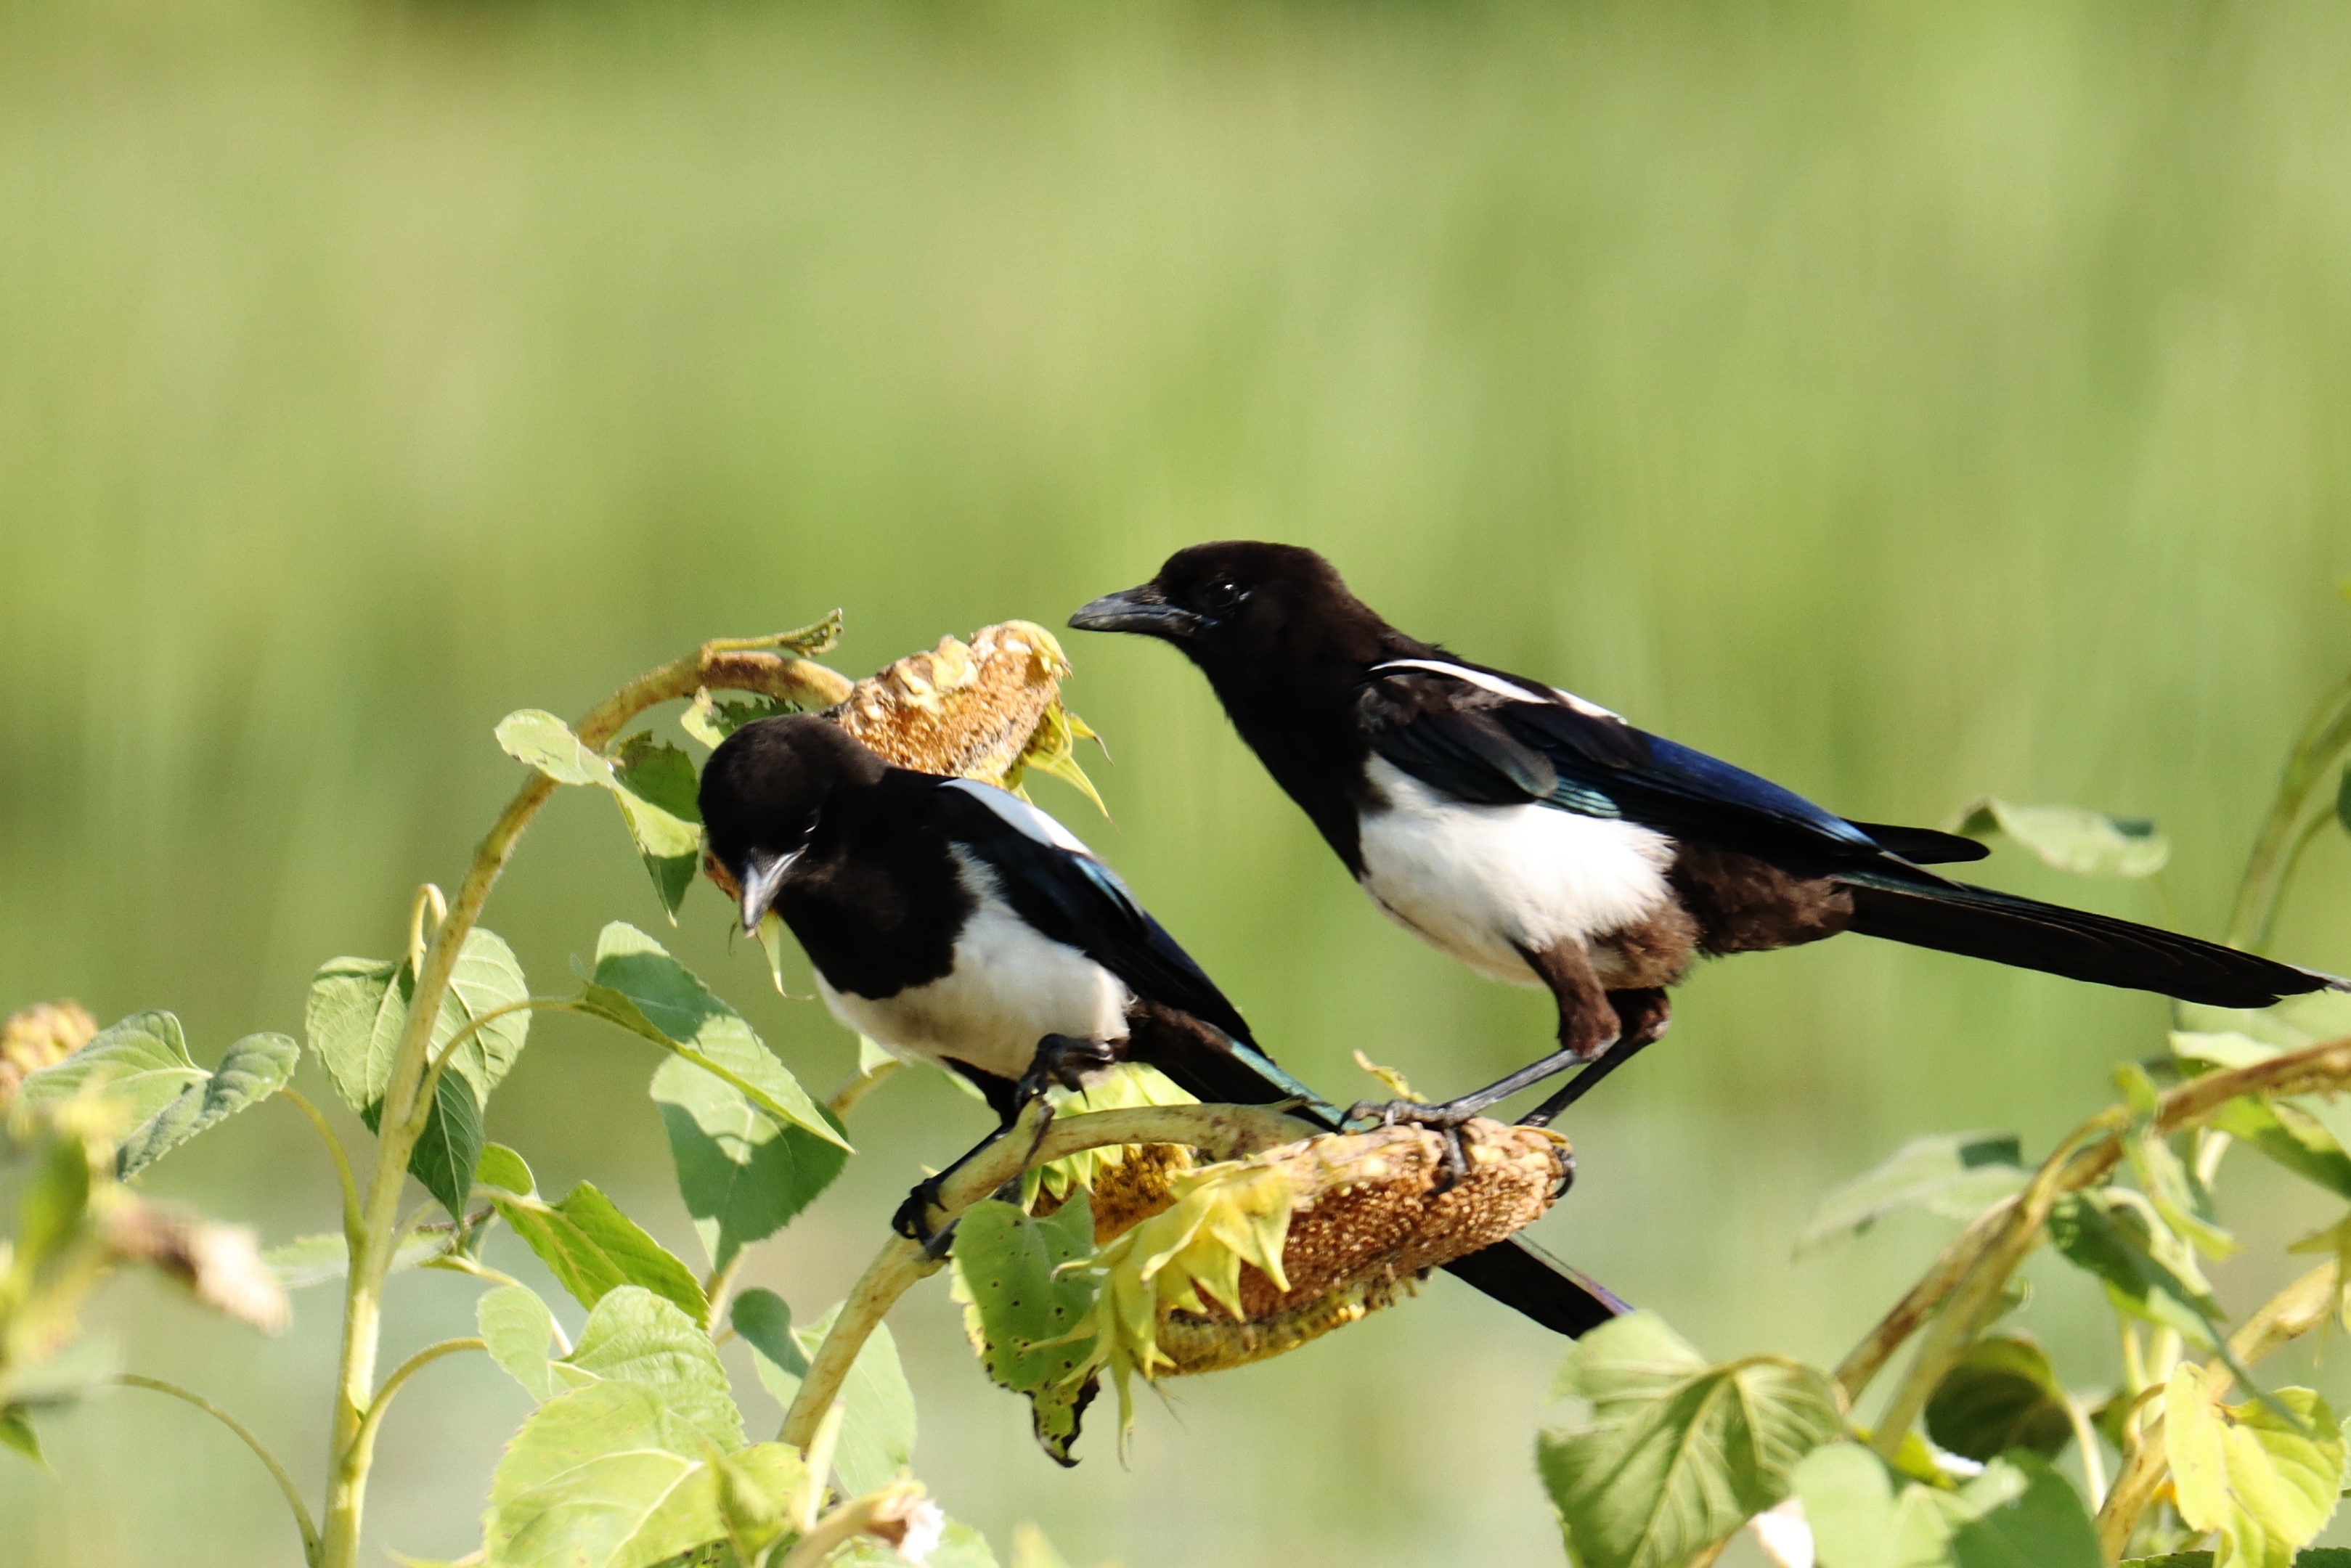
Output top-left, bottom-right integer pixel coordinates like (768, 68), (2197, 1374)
(5, 0), (2351, 1562)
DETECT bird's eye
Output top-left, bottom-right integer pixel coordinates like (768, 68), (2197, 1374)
(1201, 579), (1248, 613)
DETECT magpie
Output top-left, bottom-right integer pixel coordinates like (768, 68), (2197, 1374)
(697, 713), (1626, 1336)
(1070, 541), (2350, 1127)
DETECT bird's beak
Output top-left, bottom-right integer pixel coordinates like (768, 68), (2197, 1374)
(1068, 583), (1202, 640)
(737, 848), (801, 933)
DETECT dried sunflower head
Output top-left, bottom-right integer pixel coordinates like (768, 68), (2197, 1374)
(832, 621), (1104, 811)
(1059, 1119), (1570, 1434)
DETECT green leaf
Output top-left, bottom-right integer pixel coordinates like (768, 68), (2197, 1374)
(1538, 1311), (1844, 1568)
(2048, 1189), (2228, 1351)
(610, 733), (704, 920)
(17, 1010), (204, 1126)
(651, 1050), (845, 1275)
(1924, 1334), (2075, 1463)
(950, 1196), (1100, 1465)
(480, 1286), (574, 1402)
(681, 692), (795, 750)
(2211, 1098), (2351, 1201)
(407, 1069), (486, 1223)
(562, 1287), (744, 1450)
(305, 930), (532, 1217)
(497, 709), (615, 788)
(1952, 797), (2171, 878)
(2167, 1367), (2345, 1568)
(112, 1032), (300, 1179)
(477, 1144), (710, 1326)
(747, 1304), (916, 1497)
(2337, 765), (2350, 838)
(0, 1408), (44, 1467)
(1796, 1443), (2101, 1568)
(264, 1228), (450, 1289)
(579, 923), (849, 1153)
(1800, 1133), (2027, 1256)
(2126, 1118), (2236, 1260)
(483, 1382), (723, 1568)
(728, 1289), (807, 1380)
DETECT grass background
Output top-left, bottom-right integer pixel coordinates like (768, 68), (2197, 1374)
(4, 0), (2351, 1561)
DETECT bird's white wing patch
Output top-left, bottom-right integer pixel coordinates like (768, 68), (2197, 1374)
(1370, 658), (1623, 722)
(941, 777), (1098, 857)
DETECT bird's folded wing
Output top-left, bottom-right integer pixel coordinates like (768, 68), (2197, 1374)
(931, 784), (1259, 1048)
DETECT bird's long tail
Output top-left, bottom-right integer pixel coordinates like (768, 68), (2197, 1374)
(1125, 1005), (1626, 1337)
(1840, 869), (2348, 1008)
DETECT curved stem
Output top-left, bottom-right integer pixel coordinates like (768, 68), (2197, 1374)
(827, 1058), (904, 1120)
(280, 1087), (363, 1244)
(1847, 1035), (2351, 1461)
(2228, 669), (2351, 952)
(319, 633), (853, 1568)
(402, 998), (586, 1145)
(349, 1339), (487, 1468)
(779, 1100), (1313, 1447)
(117, 1373), (320, 1565)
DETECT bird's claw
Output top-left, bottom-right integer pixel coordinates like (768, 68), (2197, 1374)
(892, 1175), (950, 1247)
(1015, 1034), (1120, 1108)
(1342, 1098), (1477, 1189)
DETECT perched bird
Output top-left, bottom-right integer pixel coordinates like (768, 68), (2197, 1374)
(1070, 542), (2349, 1127)
(698, 713), (1624, 1336)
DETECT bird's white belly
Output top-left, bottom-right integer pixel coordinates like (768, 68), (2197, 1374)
(1356, 758), (1677, 984)
(816, 867), (1131, 1085)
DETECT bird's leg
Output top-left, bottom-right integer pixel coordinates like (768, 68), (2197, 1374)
(890, 1035), (1112, 1247)
(1345, 942), (1613, 1182)
(1517, 988), (1671, 1128)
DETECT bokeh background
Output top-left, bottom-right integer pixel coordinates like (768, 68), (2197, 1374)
(6, 0), (2351, 1562)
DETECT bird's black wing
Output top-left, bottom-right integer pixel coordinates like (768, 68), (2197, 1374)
(1360, 659), (1896, 861)
(929, 779), (1259, 1047)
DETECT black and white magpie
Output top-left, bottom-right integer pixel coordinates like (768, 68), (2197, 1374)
(697, 712), (1626, 1336)
(1070, 541), (2349, 1126)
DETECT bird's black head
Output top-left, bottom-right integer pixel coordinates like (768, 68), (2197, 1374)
(1067, 541), (1394, 681)
(698, 714), (887, 931)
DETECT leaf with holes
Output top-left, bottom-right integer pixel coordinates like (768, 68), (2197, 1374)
(1538, 1311), (1845, 1568)
(951, 1196), (1100, 1465)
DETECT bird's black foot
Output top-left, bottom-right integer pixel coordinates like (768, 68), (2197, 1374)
(1342, 1097), (1480, 1187)
(1015, 1033), (1121, 1108)
(892, 1173), (951, 1246)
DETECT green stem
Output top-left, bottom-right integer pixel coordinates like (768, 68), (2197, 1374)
(346, 1338), (486, 1469)
(2227, 669), (2351, 952)
(317, 634), (853, 1568)
(117, 1373), (321, 1566)
(281, 1087), (362, 1244)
